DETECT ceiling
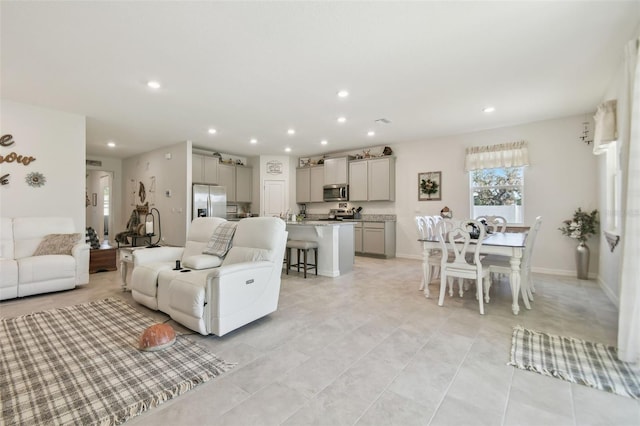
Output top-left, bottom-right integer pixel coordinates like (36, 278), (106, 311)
(2, 1), (639, 160)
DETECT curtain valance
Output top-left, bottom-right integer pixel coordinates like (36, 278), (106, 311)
(464, 141), (529, 171)
(593, 99), (618, 155)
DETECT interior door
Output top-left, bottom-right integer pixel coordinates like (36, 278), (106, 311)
(263, 180), (286, 217)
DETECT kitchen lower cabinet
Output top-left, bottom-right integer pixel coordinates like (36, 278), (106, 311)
(353, 221), (395, 258)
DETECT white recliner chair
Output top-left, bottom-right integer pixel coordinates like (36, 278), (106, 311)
(130, 217), (287, 336)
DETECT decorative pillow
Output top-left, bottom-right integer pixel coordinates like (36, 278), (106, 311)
(33, 233), (83, 256)
(223, 247), (272, 265)
(182, 255), (222, 270)
(203, 222), (238, 257)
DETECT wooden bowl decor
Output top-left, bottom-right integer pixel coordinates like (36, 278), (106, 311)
(138, 323), (176, 352)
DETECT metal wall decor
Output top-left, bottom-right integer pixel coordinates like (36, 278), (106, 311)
(580, 121), (593, 145)
(25, 171), (46, 187)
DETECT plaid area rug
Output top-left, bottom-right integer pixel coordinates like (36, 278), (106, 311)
(509, 326), (640, 399)
(0, 298), (234, 425)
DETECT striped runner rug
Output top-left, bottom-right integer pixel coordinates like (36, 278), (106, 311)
(509, 326), (640, 399)
(0, 298), (234, 425)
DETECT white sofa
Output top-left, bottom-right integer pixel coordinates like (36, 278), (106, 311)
(130, 216), (287, 336)
(0, 217), (90, 300)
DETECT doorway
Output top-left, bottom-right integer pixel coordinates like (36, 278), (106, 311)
(86, 170), (114, 246)
(263, 180), (286, 217)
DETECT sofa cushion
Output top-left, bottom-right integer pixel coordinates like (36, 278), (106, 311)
(224, 247), (271, 265)
(182, 254), (222, 270)
(33, 233), (83, 256)
(13, 217), (75, 258)
(0, 258), (18, 289)
(1, 218), (14, 259)
(203, 222), (237, 257)
(18, 255), (76, 283)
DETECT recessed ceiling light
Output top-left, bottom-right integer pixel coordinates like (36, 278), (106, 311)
(321, 140), (328, 145)
(147, 80), (161, 89)
(208, 128), (217, 135)
(337, 90), (349, 98)
(250, 138), (257, 144)
(337, 116), (347, 123)
(367, 131), (375, 136)
(107, 142), (116, 148)
(284, 147), (292, 152)
(483, 106), (495, 113)
(287, 129), (295, 135)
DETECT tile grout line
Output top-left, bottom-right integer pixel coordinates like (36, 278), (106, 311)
(426, 327), (479, 425)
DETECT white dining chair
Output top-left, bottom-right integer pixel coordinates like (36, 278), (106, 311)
(475, 215), (507, 233)
(437, 219), (491, 314)
(482, 216), (542, 309)
(416, 215), (446, 297)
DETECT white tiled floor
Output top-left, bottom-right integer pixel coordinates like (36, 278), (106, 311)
(1, 256), (639, 425)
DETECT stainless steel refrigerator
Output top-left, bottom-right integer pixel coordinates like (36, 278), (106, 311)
(193, 184), (227, 220)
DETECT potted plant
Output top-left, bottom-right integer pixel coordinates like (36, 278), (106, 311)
(558, 208), (599, 279)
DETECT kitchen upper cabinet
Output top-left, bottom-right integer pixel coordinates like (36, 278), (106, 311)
(219, 164), (253, 203)
(218, 164), (236, 202)
(349, 161), (368, 201)
(348, 157), (395, 201)
(192, 154), (219, 184)
(235, 166), (253, 203)
(310, 166), (324, 202)
(296, 166), (324, 203)
(323, 157), (349, 185)
(296, 167), (311, 203)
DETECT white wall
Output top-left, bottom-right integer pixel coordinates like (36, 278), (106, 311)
(122, 141), (190, 246)
(0, 100), (86, 231)
(390, 114), (599, 276)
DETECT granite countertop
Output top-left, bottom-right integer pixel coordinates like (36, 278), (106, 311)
(286, 220), (356, 226)
(303, 214), (397, 223)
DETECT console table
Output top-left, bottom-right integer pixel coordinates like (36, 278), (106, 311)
(89, 247), (117, 273)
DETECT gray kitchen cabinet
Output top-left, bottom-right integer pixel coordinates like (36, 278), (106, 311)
(354, 221), (396, 258)
(192, 154), (219, 184)
(310, 165), (324, 202)
(348, 157), (395, 201)
(235, 166), (253, 203)
(218, 163), (236, 202)
(323, 157), (349, 185)
(354, 222), (363, 253)
(296, 166), (324, 203)
(296, 167), (311, 203)
(348, 161), (368, 201)
(217, 164), (252, 203)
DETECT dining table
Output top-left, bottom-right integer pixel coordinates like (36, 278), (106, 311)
(418, 232), (527, 315)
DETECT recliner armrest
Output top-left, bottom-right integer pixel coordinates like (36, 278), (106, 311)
(133, 247), (185, 265)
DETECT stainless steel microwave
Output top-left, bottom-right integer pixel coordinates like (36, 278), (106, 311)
(323, 184), (349, 202)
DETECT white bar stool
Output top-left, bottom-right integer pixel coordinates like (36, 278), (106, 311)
(286, 240), (318, 278)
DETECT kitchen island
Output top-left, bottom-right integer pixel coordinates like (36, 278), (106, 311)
(285, 221), (355, 277)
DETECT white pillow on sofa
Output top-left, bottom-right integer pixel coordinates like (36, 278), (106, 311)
(182, 255), (222, 270)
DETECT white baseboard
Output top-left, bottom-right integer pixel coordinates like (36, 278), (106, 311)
(596, 275), (620, 308)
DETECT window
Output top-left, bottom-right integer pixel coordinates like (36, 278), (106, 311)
(470, 167), (524, 224)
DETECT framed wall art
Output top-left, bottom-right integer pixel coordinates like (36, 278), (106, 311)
(418, 171), (441, 201)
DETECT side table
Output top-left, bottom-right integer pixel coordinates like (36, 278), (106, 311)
(89, 247), (117, 273)
(119, 247), (138, 291)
